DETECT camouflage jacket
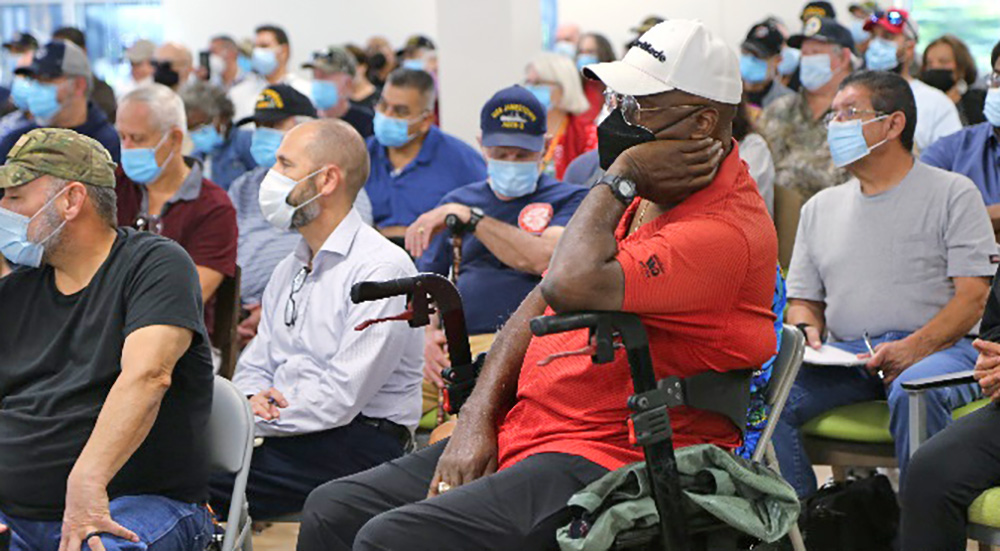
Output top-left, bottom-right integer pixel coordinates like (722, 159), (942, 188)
(758, 91), (851, 201)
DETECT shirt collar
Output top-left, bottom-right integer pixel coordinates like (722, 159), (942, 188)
(413, 126), (443, 166)
(293, 208), (364, 265)
(139, 157), (205, 213)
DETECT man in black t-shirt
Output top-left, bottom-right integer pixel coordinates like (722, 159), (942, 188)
(303, 46), (375, 138)
(0, 128), (214, 551)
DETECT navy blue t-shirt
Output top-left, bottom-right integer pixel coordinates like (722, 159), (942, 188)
(0, 101), (121, 163)
(418, 174), (588, 334)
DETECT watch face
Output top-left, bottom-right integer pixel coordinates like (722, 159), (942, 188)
(619, 180), (635, 196)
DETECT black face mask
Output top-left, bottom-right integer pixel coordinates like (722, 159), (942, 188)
(920, 69), (957, 93)
(153, 61), (180, 87)
(597, 108), (655, 170)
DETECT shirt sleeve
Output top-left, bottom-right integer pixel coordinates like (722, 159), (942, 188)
(786, 199), (826, 302)
(186, 190), (238, 277)
(616, 218), (750, 314)
(981, 268), (1000, 342)
(123, 238), (206, 340)
(416, 232), (452, 275)
(549, 185), (588, 228)
(944, 176), (998, 278)
(930, 101), (963, 146)
(919, 134), (956, 171)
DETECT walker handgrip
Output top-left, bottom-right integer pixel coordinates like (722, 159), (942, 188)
(350, 277), (422, 303)
(530, 313), (605, 337)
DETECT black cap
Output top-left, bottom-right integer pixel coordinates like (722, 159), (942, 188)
(801, 1), (837, 21)
(235, 84), (317, 126)
(2, 32), (37, 52)
(788, 17), (855, 53)
(742, 21), (784, 58)
(14, 41), (92, 80)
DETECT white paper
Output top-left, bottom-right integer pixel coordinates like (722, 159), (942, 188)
(803, 345), (868, 366)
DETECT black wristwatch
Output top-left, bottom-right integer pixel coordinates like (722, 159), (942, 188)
(795, 323), (811, 337)
(467, 207), (485, 233)
(598, 173), (637, 206)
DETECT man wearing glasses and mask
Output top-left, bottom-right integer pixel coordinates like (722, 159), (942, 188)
(777, 70), (996, 499)
(210, 118), (423, 520)
(296, 20), (778, 551)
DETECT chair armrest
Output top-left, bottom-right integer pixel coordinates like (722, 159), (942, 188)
(901, 370), (976, 392)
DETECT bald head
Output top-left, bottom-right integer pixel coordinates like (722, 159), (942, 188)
(287, 119), (370, 199)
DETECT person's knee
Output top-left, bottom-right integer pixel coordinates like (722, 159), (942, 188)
(353, 511), (407, 551)
(300, 480), (359, 539)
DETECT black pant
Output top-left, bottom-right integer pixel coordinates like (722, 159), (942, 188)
(900, 402), (1000, 551)
(297, 439), (608, 551)
(211, 420), (404, 519)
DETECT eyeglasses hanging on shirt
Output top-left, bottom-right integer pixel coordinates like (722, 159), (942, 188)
(285, 266), (311, 327)
(134, 213), (164, 235)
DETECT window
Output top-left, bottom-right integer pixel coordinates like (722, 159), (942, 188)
(908, 0), (1000, 78)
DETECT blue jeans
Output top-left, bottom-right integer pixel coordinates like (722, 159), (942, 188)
(772, 332), (981, 498)
(0, 495), (214, 551)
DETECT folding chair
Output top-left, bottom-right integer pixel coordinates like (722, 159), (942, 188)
(208, 376), (255, 551)
(212, 267), (242, 380)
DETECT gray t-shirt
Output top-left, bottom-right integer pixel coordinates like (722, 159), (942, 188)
(787, 160), (996, 341)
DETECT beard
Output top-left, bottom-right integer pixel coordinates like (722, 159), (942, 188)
(289, 179), (322, 230)
(33, 204), (67, 265)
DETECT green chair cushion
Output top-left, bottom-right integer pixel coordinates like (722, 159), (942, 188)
(419, 409), (439, 431)
(953, 399), (990, 420)
(969, 488), (1000, 528)
(802, 401), (893, 443)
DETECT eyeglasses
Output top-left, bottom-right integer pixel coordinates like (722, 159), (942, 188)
(134, 213), (163, 234)
(603, 89), (702, 130)
(284, 266), (310, 327)
(822, 108), (887, 126)
(988, 71), (1000, 90)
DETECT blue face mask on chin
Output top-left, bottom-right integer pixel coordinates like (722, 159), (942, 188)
(777, 46), (801, 76)
(984, 88), (1000, 127)
(312, 80), (340, 111)
(740, 54), (770, 84)
(10, 77), (32, 111)
(799, 53), (834, 91)
(373, 111), (420, 148)
(122, 132), (174, 185)
(0, 188), (69, 268)
(487, 159), (540, 198)
(827, 115), (889, 167)
(250, 127), (285, 167)
(190, 124), (225, 155)
(27, 81), (61, 121)
(865, 38), (900, 72)
(524, 85), (552, 112)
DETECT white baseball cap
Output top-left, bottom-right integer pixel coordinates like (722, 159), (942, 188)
(583, 20), (742, 105)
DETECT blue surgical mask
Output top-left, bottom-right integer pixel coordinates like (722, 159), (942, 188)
(740, 54), (770, 84)
(525, 85), (552, 112)
(799, 53), (834, 91)
(487, 159), (540, 198)
(27, 81), (61, 121)
(312, 80), (340, 111)
(190, 124), (225, 155)
(251, 47), (279, 76)
(827, 115), (889, 167)
(0, 188), (68, 268)
(10, 77), (32, 111)
(373, 111), (419, 148)
(850, 19), (871, 45)
(865, 38), (900, 71)
(777, 46), (800, 76)
(250, 127), (285, 167)
(401, 59), (426, 72)
(553, 41), (577, 59)
(122, 132), (174, 184)
(237, 55), (253, 74)
(576, 54), (599, 71)
(984, 88), (1000, 127)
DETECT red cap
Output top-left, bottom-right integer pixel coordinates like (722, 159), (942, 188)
(864, 8), (911, 35)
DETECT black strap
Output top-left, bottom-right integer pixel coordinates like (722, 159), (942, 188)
(357, 415), (412, 448)
(655, 369), (753, 435)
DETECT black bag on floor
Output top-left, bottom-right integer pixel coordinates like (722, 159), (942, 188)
(800, 475), (899, 551)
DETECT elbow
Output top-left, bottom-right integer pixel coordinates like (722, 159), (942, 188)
(540, 271), (589, 313)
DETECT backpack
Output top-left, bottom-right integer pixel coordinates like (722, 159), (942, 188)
(799, 475), (899, 551)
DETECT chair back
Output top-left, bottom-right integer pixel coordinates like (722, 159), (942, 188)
(752, 324), (806, 463)
(208, 376), (254, 474)
(774, 186), (803, 272)
(212, 267), (242, 380)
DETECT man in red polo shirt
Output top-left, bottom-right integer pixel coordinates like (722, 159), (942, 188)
(114, 83), (237, 333)
(297, 20), (777, 551)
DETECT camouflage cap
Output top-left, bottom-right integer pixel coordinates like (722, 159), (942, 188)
(302, 46), (357, 76)
(0, 128), (117, 189)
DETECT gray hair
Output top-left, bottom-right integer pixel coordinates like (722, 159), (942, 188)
(386, 68), (437, 112)
(48, 177), (118, 229)
(121, 83), (188, 135)
(180, 81), (234, 121)
(528, 52), (591, 115)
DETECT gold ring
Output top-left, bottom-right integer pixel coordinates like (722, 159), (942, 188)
(418, 227), (425, 233)
(437, 481), (451, 493)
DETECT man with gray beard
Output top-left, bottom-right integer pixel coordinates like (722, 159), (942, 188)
(209, 119), (424, 520)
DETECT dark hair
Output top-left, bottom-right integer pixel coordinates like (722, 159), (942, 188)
(732, 96), (752, 142)
(841, 70), (917, 151)
(922, 35), (978, 85)
(386, 68), (437, 110)
(582, 33), (616, 62)
(992, 39), (1000, 69)
(255, 24), (289, 47)
(210, 35), (238, 50)
(53, 27), (86, 50)
(345, 44), (368, 66)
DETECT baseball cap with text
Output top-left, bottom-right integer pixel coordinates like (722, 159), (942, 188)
(480, 85), (547, 152)
(583, 20), (742, 105)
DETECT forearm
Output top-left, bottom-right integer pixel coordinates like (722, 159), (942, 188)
(474, 217), (558, 275)
(68, 370), (170, 487)
(908, 289), (988, 354)
(461, 287), (547, 426)
(786, 299), (826, 333)
(196, 266), (224, 303)
(541, 186), (626, 312)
